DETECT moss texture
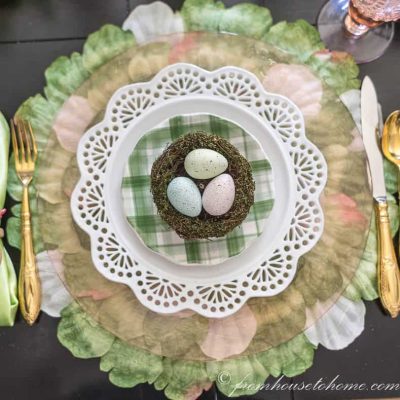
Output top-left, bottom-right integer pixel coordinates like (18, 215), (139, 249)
(151, 132), (255, 239)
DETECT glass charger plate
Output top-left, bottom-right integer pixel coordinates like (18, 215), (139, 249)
(9, 31), (373, 361)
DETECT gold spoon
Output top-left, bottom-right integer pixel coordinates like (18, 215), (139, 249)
(381, 110), (400, 315)
(382, 110), (400, 201)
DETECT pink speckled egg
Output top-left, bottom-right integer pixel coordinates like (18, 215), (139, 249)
(202, 174), (235, 216)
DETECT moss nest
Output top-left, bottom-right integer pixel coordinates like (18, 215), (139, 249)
(150, 132), (255, 240)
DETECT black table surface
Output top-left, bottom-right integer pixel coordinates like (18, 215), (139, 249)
(0, 1), (399, 399)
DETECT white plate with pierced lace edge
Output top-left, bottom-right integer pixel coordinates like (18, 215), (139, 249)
(71, 63), (327, 318)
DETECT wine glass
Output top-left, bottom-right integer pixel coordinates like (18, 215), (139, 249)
(317, 0), (400, 64)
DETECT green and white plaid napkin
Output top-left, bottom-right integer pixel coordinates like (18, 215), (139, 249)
(121, 114), (274, 265)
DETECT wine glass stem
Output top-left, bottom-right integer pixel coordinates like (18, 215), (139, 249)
(344, 14), (370, 36)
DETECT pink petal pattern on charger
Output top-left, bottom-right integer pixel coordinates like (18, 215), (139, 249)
(348, 127), (364, 152)
(262, 63), (323, 118)
(53, 95), (96, 152)
(76, 289), (114, 301)
(200, 304), (257, 360)
(168, 33), (199, 64)
(321, 193), (367, 227)
(184, 382), (213, 400)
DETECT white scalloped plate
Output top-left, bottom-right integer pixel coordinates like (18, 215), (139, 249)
(71, 63), (327, 318)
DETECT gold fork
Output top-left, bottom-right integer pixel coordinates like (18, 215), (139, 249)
(10, 118), (41, 325)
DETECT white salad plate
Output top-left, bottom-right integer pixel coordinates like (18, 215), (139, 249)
(71, 63), (327, 318)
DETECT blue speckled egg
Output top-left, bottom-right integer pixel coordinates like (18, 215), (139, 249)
(167, 177), (202, 217)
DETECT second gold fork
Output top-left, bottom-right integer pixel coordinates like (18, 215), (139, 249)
(10, 118), (41, 325)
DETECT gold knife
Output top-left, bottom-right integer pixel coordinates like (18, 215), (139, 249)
(361, 76), (400, 318)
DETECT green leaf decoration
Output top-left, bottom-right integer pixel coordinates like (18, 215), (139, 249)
(207, 356), (268, 397)
(219, 3), (273, 40)
(181, 0), (273, 40)
(384, 158), (398, 195)
(344, 193), (399, 301)
(6, 156), (21, 201)
(155, 359), (211, 400)
(44, 52), (90, 109)
(256, 334), (315, 377)
(181, 0), (225, 31)
(82, 24), (136, 73)
(6, 201), (44, 254)
(58, 302), (114, 358)
(306, 51), (360, 95)
(6, 215), (26, 250)
(100, 339), (163, 388)
(263, 20), (325, 62)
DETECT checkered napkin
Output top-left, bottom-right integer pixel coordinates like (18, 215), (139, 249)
(121, 114), (274, 265)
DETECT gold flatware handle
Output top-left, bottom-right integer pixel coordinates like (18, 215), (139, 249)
(397, 166), (400, 258)
(375, 200), (400, 318)
(18, 185), (41, 325)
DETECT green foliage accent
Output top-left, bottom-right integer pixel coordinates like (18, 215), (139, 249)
(182, 0), (272, 39)
(58, 302), (114, 358)
(82, 24), (136, 73)
(257, 334), (316, 377)
(306, 52), (360, 95)
(263, 20), (325, 62)
(219, 3), (273, 39)
(155, 359), (210, 400)
(6, 201), (44, 254)
(44, 53), (89, 109)
(208, 356), (268, 397)
(181, 0), (225, 31)
(100, 339), (163, 388)
(384, 158), (398, 195)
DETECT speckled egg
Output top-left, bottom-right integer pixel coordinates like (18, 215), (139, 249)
(167, 177), (202, 217)
(184, 148), (228, 180)
(202, 174), (235, 216)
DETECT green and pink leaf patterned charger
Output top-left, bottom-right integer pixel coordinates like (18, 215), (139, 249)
(5, 1), (400, 398)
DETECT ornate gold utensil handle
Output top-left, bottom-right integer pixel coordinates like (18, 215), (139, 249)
(18, 185), (41, 325)
(398, 166), (400, 257)
(375, 199), (400, 318)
